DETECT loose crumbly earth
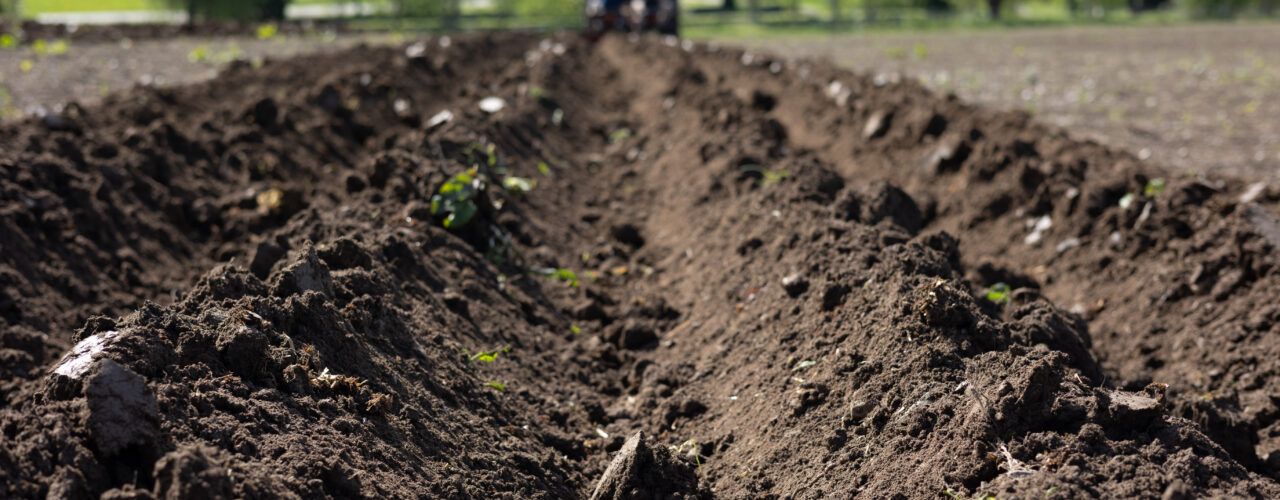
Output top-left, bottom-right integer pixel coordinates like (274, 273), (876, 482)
(2, 32), (1279, 499)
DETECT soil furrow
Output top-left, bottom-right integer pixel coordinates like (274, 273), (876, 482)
(2, 32), (1279, 499)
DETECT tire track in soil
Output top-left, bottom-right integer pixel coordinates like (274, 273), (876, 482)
(0, 32), (1278, 499)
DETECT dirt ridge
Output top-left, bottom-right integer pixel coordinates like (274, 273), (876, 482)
(1, 32), (1278, 499)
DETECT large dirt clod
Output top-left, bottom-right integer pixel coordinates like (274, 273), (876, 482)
(590, 432), (700, 500)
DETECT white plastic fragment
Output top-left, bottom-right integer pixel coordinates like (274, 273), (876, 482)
(426, 110), (453, 129)
(478, 97), (506, 114)
(1024, 215), (1052, 245)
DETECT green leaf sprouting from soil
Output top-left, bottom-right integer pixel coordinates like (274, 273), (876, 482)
(986, 283), (1011, 304)
(792, 360), (816, 372)
(467, 346), (511, 363)
(532, 267), (580, 288)
(1144, 178), (1166, 197)
(431, 168), (480, 230)
(257, 24), (279, 40)
(609, 128), (632, 144)
(502, 176), (535, 195)
(740, 165), (790, 186)
(487, 381), (507, 391)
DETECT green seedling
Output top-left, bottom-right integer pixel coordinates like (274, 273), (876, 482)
(0, 34), (15, 49)
(32, 39), (46, 54)
(484, 145), (498, 167)
(188, 45), (210, 63)
(532, 267), (580, 288)
(430, 168), (480, 229)
(49, 40), (69, 55)
(570, 325), (582, 334)
(740, 165), (789, 186)
(674, 440), (702, 472)
(1143, 178), (1166, 197)
(792, 360), (816, 372)
(529, 85), (545, 101)
(19, 59), (33, 72)
(487, 381), (507, 391)
(502, 176), (535, 195)
(537, 161), (553, 177)
(609, 128), (632, 144)
(466, 346), (511, 363)
(257, 23), (279, 40)
(913, 43), (928, 60)
(986, 283), (1011, 304)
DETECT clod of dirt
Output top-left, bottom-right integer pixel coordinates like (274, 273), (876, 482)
(249, 241), (286, 280)
(611, 223), (646, 248)
(917, 136), (971, 175)
(152, 445), (233, 500)
(271, 249), (335, 298)
(86, 359), (158, 456)
(589, 431), (699, 500)
(781, 273), (810, 297)
(833, 181), (923, 234)
(845, 399), (874, 424)
(821, 283), (850, 311)
(215, 323), (269, 379)
(613, 320), (658, 350)
(1108, 384), (1167, 425)
(573, 299), (609, 321)
(248, 98), (279, 130)
(915, 279), (972, 328)
(863, 110), (893, 139)
(750, 90), (777, 112)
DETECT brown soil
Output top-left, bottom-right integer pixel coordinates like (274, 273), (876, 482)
(2, 31), (1279, 499)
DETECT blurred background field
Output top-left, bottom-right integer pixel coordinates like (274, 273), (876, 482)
(0, 0), (1275, 30)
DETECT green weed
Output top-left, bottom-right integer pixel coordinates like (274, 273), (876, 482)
(913, 43), (928, 59)
(1143, 178), (1166, 197)
(257, 23), (279, 40)
(502, 176), (535, 195)
(985, 283), (1011, 304)
(188, 45), (210, 63)
(487, 381), (507, 391)
(430, 167), (480, 229)
(465, 346), (511, 363)
(674, 440), (702, 472)
(532, 267), (580, 288)
(740, 165), (789, 186)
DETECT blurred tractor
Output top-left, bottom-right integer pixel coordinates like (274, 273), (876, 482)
(583, 0), (680, 40)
